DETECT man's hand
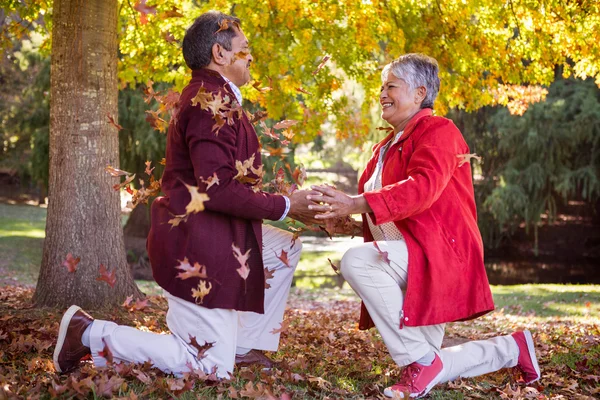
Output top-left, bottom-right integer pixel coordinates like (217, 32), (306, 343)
(287, 189), (321, 225)
(307, 185), (372, 219)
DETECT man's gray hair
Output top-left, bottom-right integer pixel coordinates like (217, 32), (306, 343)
(382, 54), (440, 109)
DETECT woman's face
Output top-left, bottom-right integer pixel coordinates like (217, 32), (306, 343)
(379, 73), (423, 130)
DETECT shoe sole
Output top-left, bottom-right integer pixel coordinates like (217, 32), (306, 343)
(523, 330), (541, 384)
(53, 305), (82, 373)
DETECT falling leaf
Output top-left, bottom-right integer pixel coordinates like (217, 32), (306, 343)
(144, 161), (154, 176)
(296, 87), (313, 96)
(168, 213), (188, 228)
(199, 172), (220, 191)
(106, 114), (123, 131)
(96, 264), (116, 288)
(373, 241), (391, 265)
(214, 19), (240, 34)
(276, 249), (291, 268)
(291, 163), (307, 186)
(188, 335), (215, 360)
(163, 31), (176, 43)
(204, 92), (227, 115)
(176, 257), (208, 280)
(184, 183), (210, 214)
(190, 87), (212, 108)
(273, 119), (299, 130)
(312, 54), (331, 75)
(145, 110), (169, 133)
(98, 338), (113, 363)
(191, 280), (212, 304)
(62, 253), (80, 273)
(457, 153), (482, 167)
(133, 0), (157, 25)
(249, 110), (268, 124)
(327, 258), (340, 275)
(105, 165), (131, 177)
(112, 174), (136, 191)
(232, 243), (251, 281)
(122, 295), (133, 307)
(264, 267), (275, 289)
(376, 126), (394, 133)
(132, 298), (149, 311)
(159, 158), (166, 165)
(270, 319), (290, 334)
(212, 112), (226, 134)
(265, 146), (285, 157)
(252, 80), (272, 93)
(160, 6), (183, 19)
(259, 120), (279, 140)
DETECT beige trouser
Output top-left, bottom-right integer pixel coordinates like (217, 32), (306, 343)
(89, 224), (300, 378)
(340, 240), (520, 383)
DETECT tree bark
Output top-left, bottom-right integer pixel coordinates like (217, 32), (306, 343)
(34, 0), (142, 309)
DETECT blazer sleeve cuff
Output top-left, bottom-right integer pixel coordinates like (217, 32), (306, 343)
(267, 195), (288, 221)
(363, 191), (393, 225)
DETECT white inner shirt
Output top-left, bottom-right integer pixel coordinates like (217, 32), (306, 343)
(364, 131), (405, 241)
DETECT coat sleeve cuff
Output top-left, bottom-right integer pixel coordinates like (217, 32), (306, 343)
(267, 195), (288, 221)
(363, 191), (393, 225)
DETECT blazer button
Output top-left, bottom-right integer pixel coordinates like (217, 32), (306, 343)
(404, 317), (409, 321)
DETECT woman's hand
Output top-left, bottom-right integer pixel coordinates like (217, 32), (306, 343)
(307, 185), (372, 220)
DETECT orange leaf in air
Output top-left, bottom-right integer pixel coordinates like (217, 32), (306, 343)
(191, 280), (212, 304)
(212, 112), (226, 134)
(190, 87), (213, 108)
(160, 6), (183, 19)
(199, 172), (220, 191)
(273, 119), (299, 130)
(276, 249), (291, 268)
(159, 158), (166, 165)
(176, 257), (208, 280)
(214, 19), (240, 34)
(259, 120), (279, 140)
(291, 163), (307, 186)
(168, 213), (188, 228)
(232, 243), (251, 280)
(296, 87), (312, 96)
(252, 80), (272, 93)
(63, 253), (80, 273)
(270, 319), (290, 334)
(133, 0), (156, 24)
(144, 161), (154, 176)
(105, 165), (131, 177)
(457, 153), (482, 167)
(264, 267), (275, 289)
(96, 264), (116, 288)
(312, 54), (331, 75)
(184, 183), (209, 214)
(122, 295), (133, 307)
(98, 338), (114, 363)
(112, 174), (136, 191)
(106, 114), (123, 131)
(249, 110), (268, 124)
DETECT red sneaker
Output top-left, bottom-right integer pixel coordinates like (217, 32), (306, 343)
(512, 330), (541, 384)
(383, 354), (443, 398)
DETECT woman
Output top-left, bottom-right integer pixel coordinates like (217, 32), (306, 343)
(308, 54), (540, 398)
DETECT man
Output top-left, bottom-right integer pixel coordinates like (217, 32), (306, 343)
(53, 10), (317, 378)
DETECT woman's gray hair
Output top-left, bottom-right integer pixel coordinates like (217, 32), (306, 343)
(382, 54), (440, 109)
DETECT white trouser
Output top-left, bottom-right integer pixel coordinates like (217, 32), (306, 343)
(89, 224), (301, 378)
(340, 240), (520, 383)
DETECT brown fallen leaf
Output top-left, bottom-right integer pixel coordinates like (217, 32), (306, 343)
(188, 335), (215, 360)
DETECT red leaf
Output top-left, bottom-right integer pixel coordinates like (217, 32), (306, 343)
(232, 244), (251, 280)
(106, 113), (123, 131)
(373, 241), (391, 265)
(264, 267), (275, 289)
(144, 161), (155, 176)
(270, 319), (290, 334)
(98, 338), (113, 363)
(312, 54), (331, 75)
(122, 295), (133, 307)
(134, 0), (156, 25)
(276, 249), (291, 268)
(327, 258), (340, 275)
(132, 298), (149, 311)
(96, 264), (116, 288)
(188, 335), (215, 360)
(62, 253), (80, 273)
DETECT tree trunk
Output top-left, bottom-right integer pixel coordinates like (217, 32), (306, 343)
(34, 0), (142, 309)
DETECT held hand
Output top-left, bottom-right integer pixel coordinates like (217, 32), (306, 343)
(286, 189), (322, 225)
(307, 185), (372, 220)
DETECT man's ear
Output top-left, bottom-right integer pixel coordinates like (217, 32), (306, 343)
(211, 43), (227, 66)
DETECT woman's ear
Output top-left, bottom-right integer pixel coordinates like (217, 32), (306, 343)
(415, 86), (427, 104)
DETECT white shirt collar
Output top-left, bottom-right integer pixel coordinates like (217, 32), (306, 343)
(220, 75), (243, 105)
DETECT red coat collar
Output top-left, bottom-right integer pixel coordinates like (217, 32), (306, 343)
(373, 108), (433, 153)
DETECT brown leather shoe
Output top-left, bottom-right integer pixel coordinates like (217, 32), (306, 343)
(53, 305), (94, 373)
(235, 349), (276, 368)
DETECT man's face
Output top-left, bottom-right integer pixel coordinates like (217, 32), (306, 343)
(222, 28), (253, 87)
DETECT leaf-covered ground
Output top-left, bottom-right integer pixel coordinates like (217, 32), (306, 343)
(1, 285), (599, 399)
